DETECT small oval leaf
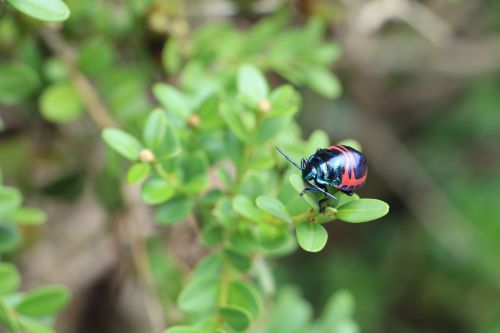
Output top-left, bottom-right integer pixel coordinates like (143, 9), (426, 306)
(178, 276), (219, 313)
(232, 195), (265, 223)
(7, 207), (46, 225)
(256, 196), (292, 224)
(237, 64), (268, 105)
(155, 197), (194, 225)
(141, 177), (175, 204)
(0, 186), (22, 218)
(143, 109), (168, 152)
(296, 221), (328, 252)
(0, 299), (19, 331)
(126, 163), (151, 184)
(0, 62), (40, 105)
(337, 199), (389, 223)
(289, 174), (319, 210)
(6, 0), (70, 22)
(39, 83), (82, 123)
(15, 285), (70, 317)
(227, 281), (262, 319)
(0, 263), (20, 294)
(102, 128), (143, 161)
(219, 305), (251, 331)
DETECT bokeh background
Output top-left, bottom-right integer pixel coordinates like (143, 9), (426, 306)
(1, 0), (500, 332)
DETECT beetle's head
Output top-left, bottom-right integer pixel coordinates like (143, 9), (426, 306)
(302, 163), (317, 181)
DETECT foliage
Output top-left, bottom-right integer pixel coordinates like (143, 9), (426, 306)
(0, 0), (391, 332)
(0, 181), (70, 333)
(99, 31), (388, 333)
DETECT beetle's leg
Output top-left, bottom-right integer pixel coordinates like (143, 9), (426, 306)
(318, 187), (331, 213)
(341, 190), (354, 196)
(304, 181), (336, 200)
(300, 187), (323, 196)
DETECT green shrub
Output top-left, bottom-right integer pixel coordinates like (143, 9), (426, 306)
(0, 1), (389, 332)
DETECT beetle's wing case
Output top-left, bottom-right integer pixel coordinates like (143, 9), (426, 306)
(328, 145), (367, 192)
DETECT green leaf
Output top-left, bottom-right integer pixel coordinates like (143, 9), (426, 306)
(337, 199), (389, 223)
(238, 171), (266, 200)
(78, 39), (115, 77)
(313, 44), (342, 65)
(322, 289), (355, 322)
(155, 121), (181, 160)
(102, 128), (143, 161)
(219, 305), (251, 331)
(0, 263), (20, 294)
(224, 248), (251, 272)
(6, 0), (70, 22)
(265, 287), (311, 333)
(178, 275), (219, 313)
(255, 224), (290, 251)
(213, 197), (236, 227)
(39, 83), (83, 123)
(227, 281), (262, 319)
(16, 285), (70, 317)
(304, 67), (341, 98)
(126, 163), (151, 184)
(155, 197), (194, 225)
(268, 85), (300, 117)
(289, 174), (319, 210)
(201, 223), (224, 247)
(197, 95), (222, 130)
(232, 195), (265, 223)
(0, 223), (21, 253)
(256, 196), (292, 224)
(164, 326), (205, 333)
(193, 252), (223, 276)
(141, 177), (175, 204)
(153, 83), (190, 124)
(228, 227), (260, 256)
(258, 117), (290, 143)
(0, 62), (40, 105)
(7, 207), (46, 225)
(296, 221), (328, 252)
(180, 152), (210, 193)
(0, 299), (19, 331)
(0, 186), (22, 218)
(220, 101), (251, 142)
(333, 192), (359, 208)
(18, 316), (55, 333)
(162, 39), (182, 75)
(237, 64), (268, 104)
(43, 57), (68, 82)
(143, 109), (167, 152)
(308, 130), (330, 151)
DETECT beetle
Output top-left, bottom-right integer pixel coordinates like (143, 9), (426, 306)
(275, 145), (368, 212)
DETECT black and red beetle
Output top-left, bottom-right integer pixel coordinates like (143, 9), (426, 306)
(276, 145), (368, 212)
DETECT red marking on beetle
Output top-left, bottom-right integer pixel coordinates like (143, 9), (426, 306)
(327, 145), (367, 188)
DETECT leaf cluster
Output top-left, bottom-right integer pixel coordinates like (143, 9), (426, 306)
(103, 62), (389, 332)
(0, 181), (70, 333)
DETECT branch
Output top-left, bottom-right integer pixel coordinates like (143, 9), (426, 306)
(39, 27), (118, 129)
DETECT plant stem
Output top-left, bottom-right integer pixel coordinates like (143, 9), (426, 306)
(39, 27), (118, 129)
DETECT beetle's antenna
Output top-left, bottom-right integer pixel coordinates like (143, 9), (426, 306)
(306, 181), (337, 200)
(275, 146), (302, 170)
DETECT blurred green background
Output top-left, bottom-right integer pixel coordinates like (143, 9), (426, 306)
(1, 0), (500, 332)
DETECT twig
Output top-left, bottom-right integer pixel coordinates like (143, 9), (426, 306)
(39, 27), (117, 129)
(40, 26), (165, 329)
